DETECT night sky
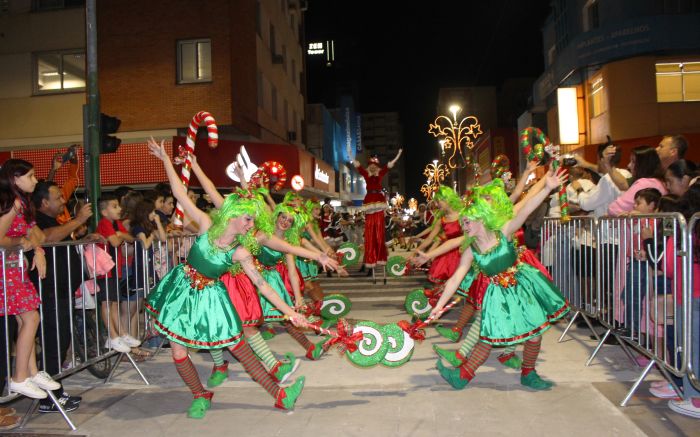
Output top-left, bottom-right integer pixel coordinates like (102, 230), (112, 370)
(305, 0), (552, 199)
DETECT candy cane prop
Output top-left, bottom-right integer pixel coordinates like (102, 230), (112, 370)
(173, 111), (218, 227)
(288, 317), (362, 354)
(398, 297), (463, 341)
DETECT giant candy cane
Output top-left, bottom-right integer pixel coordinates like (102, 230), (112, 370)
(173, 111), (218, 227)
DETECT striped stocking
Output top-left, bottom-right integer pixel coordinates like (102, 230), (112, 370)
(285, 322), (313, 351)
(247, 332), (280, 371)
(210, 348), (225, 366)
(458, 311), (482, 357)
(453, 303), (476, 333)
(229, 341), (280, 398)
(173, 355), (210, 398)
(459, 341), (492, 380)
(521, 337), (542, 376)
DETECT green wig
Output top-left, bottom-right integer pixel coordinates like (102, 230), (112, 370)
(433, 185), (463, 213)
(304, 198), (321, 232)
(207, 187), (273, 253)
(273, 202), (307, 246)
(460, 178), (513, 232)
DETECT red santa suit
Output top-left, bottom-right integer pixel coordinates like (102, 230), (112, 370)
(358, 164), (389, 266)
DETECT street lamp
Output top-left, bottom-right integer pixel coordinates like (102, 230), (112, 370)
(420, 160), (448, 200)
(428, 104), (483, 170)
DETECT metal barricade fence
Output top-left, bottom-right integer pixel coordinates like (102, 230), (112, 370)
(686, 213), (700, 394)
(0, 233), (197, 431)
(542, 216), (599, 342)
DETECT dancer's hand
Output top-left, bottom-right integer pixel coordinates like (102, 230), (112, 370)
(337, 266), (349, 277)
(148, 137), (168, 162)
(289, 312), (309, 328)
(317, 253), (339, 271)
(545, 167), (568, 191)
(413, 250), (430, 266)
(429, 304), (443, 320)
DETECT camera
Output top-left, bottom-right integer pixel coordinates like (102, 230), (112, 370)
(561, 154), (578, 167)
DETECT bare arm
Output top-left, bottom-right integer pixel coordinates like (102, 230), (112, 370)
(414, 235), (465, 265)
(41, 203), (92, 243)
(305, 224), (332, 253)
(153, 215), (167, 241)
(148, 138), (211, 233)
(503, 167), (567, 237)
(190, 156), (225, 208)
(286, 254), (303, 306)
(387, 148), (403, 168)
(600, 146), (629, 191)
(430, 249), (473, 318)
(415, 221), (441, 252)
(509, 161), (539, 203)
(258, 234), (339, 271)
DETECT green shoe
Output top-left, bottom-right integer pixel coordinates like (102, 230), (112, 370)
(306, 338), (330, 360)
(436, 360), (469, 390)
(207, 361), (229, 387)
(435, 325), (461, 342)
(433, 344), (466, 367)
(187, 396), (212, 419)
(260, 326), (276, 340)
(501, 354), (522, 370)
(520, 371), (553, 390)
(274, 353), (301, 384)
(275, 376), (306, 410)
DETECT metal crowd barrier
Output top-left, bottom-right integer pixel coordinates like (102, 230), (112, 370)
(542, 213), (694, 406)
(1, 234), (197, 431)
(686, 213), (700, 394)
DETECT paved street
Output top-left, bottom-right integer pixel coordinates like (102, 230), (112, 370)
(8, 258), (699, 436)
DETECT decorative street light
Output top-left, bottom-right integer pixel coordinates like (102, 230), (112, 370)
(420, 159), (449, 200)
(428, 105), (483, 170)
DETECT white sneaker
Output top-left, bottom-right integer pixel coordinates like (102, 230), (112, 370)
(10, 378), (47, 399)
(31, 371), (61, 391)
(105, 337), (131, 353)
(668, 398), (700, 418)
(120, 334), (141, 347)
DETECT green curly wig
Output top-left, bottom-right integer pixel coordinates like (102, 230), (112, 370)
(433, 185), (463, 214)
(304, 198), (322, 232)
(208, 187), (273, 253)
(273, 202), (307, 246)
(460, 179), (513, 232)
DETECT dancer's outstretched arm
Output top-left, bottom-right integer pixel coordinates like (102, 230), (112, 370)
(388, 148), (403, 168)
(257, 233), (339, 271)
(503, 167), (566, 237)
(414, 235), (465, 265)
(148, 138), (211, 233)
(235, 247), (306, 325)
(430, 248), (473, 319)
(414, 220), (441, 252)
(509, 160), (539, 203)
(285, 253), (304, 306)
(190, 155), (225, 208)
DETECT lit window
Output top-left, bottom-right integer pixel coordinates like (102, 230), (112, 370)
(33, 50), (85, 94)
(656, 62), (700, 102)
(177, 39), (212, 84)
(588, 75), (606, 117)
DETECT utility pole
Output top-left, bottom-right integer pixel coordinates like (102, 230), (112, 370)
(85, 0), (100, 229)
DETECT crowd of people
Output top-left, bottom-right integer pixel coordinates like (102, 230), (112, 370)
(0, 132), (698, 429)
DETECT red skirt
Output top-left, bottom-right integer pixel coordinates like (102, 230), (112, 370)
(222, 272), (262, 327)
(363, 211), (387, 266)
(520, 248), (552, 280)
(427, 248), (461, 284)
(463, 273), (489, 310)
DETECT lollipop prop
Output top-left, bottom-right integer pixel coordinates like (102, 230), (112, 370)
(545, 143), (570, 222)
(173, 111), (218, 227)
(250, 161), (287, 191)
(289, 317), (362, 354)
(398, 297), (462, 341)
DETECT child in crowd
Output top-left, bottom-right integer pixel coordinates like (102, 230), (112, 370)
(96, 194), (138, 354)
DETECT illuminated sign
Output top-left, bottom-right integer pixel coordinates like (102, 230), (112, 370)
(291, 175), (304, 191)
(308, 42), (324, 55)
(226, 146), (258, 182)
(314, 164), (330, 184)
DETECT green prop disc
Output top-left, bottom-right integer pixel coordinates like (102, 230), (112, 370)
(321, 293), (352, 319)
(337, 242), (361, 267)
(404, 288), (433, 320)
(345, 321), (388, 368)
(380, 323), (415, 367)
(386, 255), (407, 277)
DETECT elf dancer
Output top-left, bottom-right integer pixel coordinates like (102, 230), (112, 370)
(186, 159), (337, 386)
(352, 149), (402, 281)
(145, 139), (309, 418)
(430, 169), (569, 391)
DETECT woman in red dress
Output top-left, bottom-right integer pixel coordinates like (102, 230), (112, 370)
(352, 149), (402, 276)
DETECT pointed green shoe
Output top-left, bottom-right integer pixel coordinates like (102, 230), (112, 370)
(433, 344), (466, 367)
(520, 371), (553, 390)
(274, 353), (301, 384)
(436, 360), (469, 390)
(187, 396), (212, 419)
(260, 326), (276, 340)
(435, 325), (461, 342)
(275, 376), (306, 410)
(501, 354), (522, 370)
(207, 361), (229, 387)
(306, 337), (331, 360)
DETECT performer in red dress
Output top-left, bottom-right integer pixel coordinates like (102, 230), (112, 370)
(353, 149), (402, 280)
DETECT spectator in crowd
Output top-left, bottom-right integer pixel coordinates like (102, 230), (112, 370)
(30, 181), (92, 412)
(608, 146), (667, 216)
(156, 191), (175, 227)
(656, 134), (688, 171)
(46, 145), (79, 225)
(95, 194), (137, 354)
(664, 159), (697, 197)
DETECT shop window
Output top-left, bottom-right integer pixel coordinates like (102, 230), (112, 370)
(177, 39), (212, 84)
(656, 62), (700, 102)
(588, 75), (607, 118)
(33, 50), (85, 94)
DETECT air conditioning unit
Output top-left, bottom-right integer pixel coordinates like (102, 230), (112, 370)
(287, 131), (297, 141)
(272, 54), (284, 64)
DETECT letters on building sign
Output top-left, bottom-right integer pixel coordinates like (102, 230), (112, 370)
(315, 164), (329, 184)
(308, 42), (324, 55)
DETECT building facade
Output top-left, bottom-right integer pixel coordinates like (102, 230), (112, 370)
(360, 112), (405, 196)
(532, 0), (700, 162)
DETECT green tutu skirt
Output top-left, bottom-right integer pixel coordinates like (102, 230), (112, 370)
(296, 257), (319, 282)
(259, 268), (294, 322)
(145, 264), (244, 349)
(479, 263), (569, 346)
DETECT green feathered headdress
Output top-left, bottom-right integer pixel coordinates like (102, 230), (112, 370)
(273, 202), (307, 246)
(433, 185), (463, 215)
(208, 187), (272, 253)
(460, 178), (513, 232)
